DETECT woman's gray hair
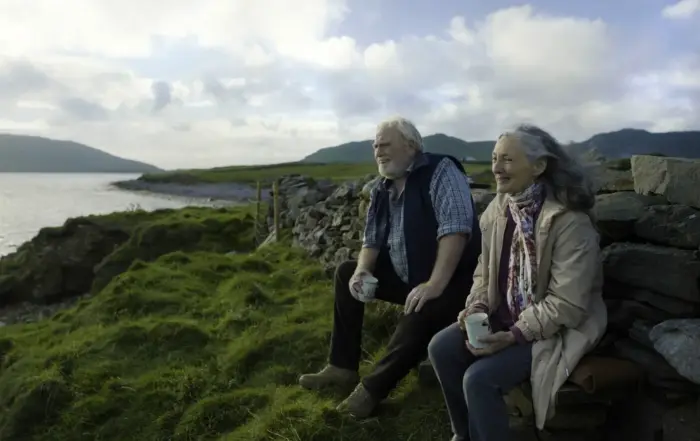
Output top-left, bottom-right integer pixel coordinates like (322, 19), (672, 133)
(376, 116), (424, 151)
(500, 124), (596, 211)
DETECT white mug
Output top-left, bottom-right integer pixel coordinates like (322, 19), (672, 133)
(464, 312), (492, 349)
(357, 274), (378, 302)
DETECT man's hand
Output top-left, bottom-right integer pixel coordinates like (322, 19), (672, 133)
(404, 282), (442, 314)
(466, 331), (516, 357)
(348, 269), (372, 300)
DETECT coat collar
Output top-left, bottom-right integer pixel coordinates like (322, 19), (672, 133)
(489, 185), (567, 232)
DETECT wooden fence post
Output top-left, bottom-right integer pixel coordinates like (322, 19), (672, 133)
(254, 181), (262, 245)
(272, 179), (280, 242)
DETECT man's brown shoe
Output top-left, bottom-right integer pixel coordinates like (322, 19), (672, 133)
(298, 365), (359, 391)
(336, 383), (378, 419)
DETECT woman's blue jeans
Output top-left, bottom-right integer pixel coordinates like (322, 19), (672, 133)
(428, 323), (533, 441)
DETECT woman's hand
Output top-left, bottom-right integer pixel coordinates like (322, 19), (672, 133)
(457, 305), (487, 331)
(457, 308), (468, 332)
(466, 331), (516, 357)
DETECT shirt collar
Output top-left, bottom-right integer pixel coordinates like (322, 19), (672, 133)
(379, 151), (429, 190)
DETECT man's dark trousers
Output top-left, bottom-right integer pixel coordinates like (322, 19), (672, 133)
(329, 255), (471, 401)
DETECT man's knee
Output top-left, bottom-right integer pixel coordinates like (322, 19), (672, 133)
(334, 260), (357, 284)
(388, 313), (435, 354)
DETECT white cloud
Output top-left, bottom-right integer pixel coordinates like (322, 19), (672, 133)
(0, 1), (698, 169)
(662, 0), (700, 19)
(0, 0), (350, 59)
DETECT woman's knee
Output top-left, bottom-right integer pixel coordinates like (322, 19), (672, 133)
(428, 323), (463, 364)
(462, 359), (493, 394)
(462, 346), (531, 395)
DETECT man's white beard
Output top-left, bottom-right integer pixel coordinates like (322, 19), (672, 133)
(378, 159), (411, 179)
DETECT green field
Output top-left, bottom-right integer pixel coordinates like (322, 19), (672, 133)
(0, 207), (456, 440)
(138, 161), (494, 186)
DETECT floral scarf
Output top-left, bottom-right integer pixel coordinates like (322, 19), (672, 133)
(506, 182), (545, 321)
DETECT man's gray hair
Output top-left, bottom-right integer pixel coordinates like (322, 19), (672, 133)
(376, 116), (424, 151)
(499, 124), (596, 211)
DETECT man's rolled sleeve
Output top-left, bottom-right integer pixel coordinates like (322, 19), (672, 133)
(430, 158), (474, 239)
(362, 189), (380, 248)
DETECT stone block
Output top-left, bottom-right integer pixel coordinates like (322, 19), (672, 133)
(634, 204), (700, 250)
(593, 192), (667, 242)
(602, 243), (700, 304)
(650, 319), (700, 386)
(663, 402), (700, 441)
(632, 155), (700, 209)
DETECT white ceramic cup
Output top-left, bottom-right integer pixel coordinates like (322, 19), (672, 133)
(464, 312), (492, 349)
(357, 274), (378, 302)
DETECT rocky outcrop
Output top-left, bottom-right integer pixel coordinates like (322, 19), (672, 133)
(0, 218), (130, 307)
(272, 155), (700, 439)
(0, 207), (256, 315)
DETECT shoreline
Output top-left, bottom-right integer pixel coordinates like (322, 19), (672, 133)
(111, 179), (270, 203)
(1, 179), (258, 258)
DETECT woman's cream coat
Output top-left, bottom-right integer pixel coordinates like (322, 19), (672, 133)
(465, 193), (607, 429)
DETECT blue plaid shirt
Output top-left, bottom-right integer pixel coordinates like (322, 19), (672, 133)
(362, 156), (475, 284)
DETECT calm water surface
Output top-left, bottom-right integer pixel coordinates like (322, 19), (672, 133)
(0, 173), (222, 256)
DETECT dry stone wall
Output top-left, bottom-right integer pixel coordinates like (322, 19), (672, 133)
(273, 155), (700, 439)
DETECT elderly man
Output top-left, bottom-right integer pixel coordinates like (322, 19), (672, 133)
(298, 116), (482, 418)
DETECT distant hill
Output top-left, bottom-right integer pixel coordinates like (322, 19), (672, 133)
(575, 128), (700, 158)
(302, 129), (700, 163)
(0, 134), (162, 173)
(302, 133), (494, 163)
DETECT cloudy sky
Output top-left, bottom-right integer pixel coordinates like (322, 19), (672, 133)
(1, 0), (698, 169)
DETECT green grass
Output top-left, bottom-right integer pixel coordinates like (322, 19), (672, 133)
(139, 161), (493, 186)
(90, 205), (258, 294)
(0, 238), (454, 440)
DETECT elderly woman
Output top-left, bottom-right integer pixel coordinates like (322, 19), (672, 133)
(427, 124), (607, 441)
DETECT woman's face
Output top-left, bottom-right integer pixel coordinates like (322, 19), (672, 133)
(491, 135), (545, 194)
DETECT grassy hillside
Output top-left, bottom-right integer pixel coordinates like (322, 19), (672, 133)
(137, 161), (494, 186)
(0, 239), (453, 440)
(0, 134), (162, 173)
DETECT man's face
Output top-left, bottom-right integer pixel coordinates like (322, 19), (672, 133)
(373, 128), (415, 179)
